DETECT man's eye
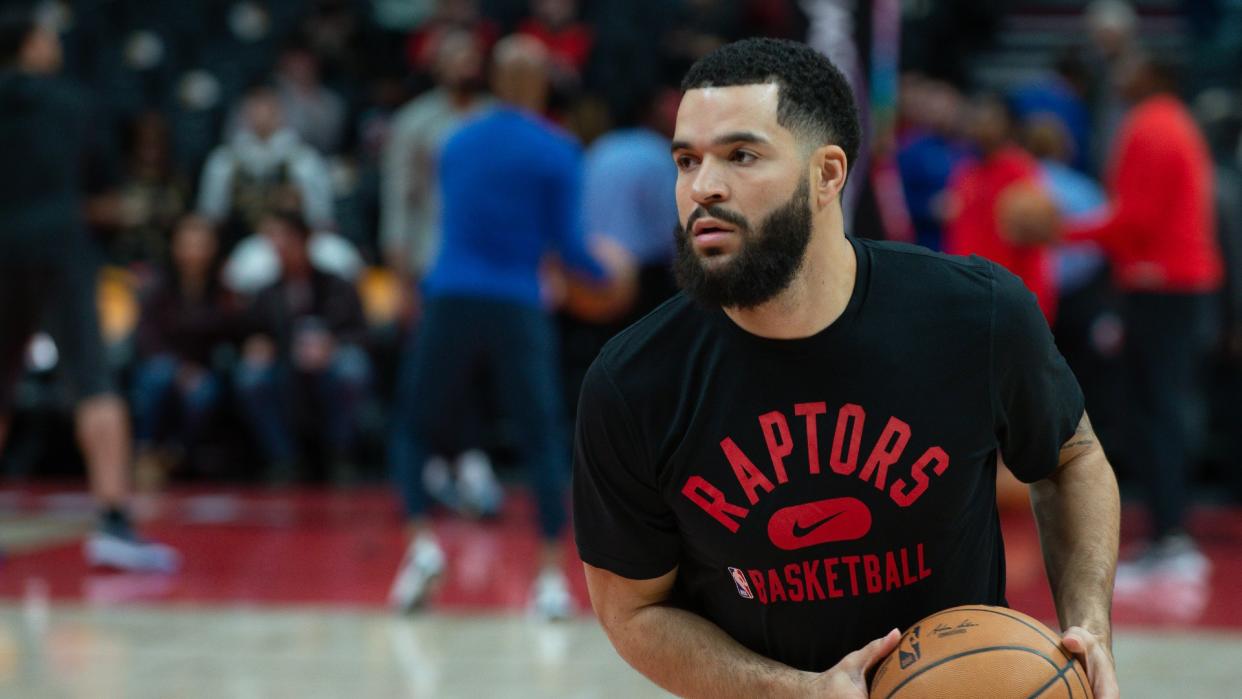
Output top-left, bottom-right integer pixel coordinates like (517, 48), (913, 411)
(731, 150), (757, 164)
(676, 155), (698, 170)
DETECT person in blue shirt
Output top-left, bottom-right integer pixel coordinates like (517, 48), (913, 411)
(896, 78), (968, 252)
(388, 35), (606, 619)
(582, 85), (680, 317)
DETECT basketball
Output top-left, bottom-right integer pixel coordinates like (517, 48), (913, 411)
(554, 235), (639, 324)
(869, 605), (1093, 699)
(996, 182), (1061, 246)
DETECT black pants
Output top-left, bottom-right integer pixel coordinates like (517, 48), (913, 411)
(0, 256), (112, 414)
(388, 296), (569, 539)
(1122, 292), (1217, 539)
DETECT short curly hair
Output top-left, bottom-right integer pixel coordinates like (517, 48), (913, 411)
(681, 38), (860, 169)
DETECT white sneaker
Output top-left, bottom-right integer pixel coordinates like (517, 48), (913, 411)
(84, 531), (181, 573)
(1115, 534), (1211, 592)
(529, 569), (573, 621)
(456, 450), (503, 518)
(389, 536), (446, 613)
(422, 456), (459, 511)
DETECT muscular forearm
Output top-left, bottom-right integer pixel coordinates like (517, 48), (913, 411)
(1029, 444), (1120, 647)
(603, 603), (814, 698)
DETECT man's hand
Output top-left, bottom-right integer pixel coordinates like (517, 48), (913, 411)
(1062, 626), (1118, 699)
(242, 335), (277, 365)
(804, 629), (900, 698)
(293, 327), (335, 371)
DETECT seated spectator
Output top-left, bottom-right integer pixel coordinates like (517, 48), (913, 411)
(581, 84), (678, 316)
(382, 28), (492, 289)
(131, 215), (240, 488)
(945, 93), (1058, 321)
(197, 84), (335, 250)
(517, 0), (593, 83)
(274, 39), (347, 156)
(1022, 113), (1107, 298)
(235, 210), (370, 484)
(221, 188), (364, 295)
(896, 77), (968, 252)
(1010, 50), (1093, 174)
(405, 0), (499, 79)
(111, 112), (190, 267)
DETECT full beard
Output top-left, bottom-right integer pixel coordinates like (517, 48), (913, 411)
(674, 179), (813, 309)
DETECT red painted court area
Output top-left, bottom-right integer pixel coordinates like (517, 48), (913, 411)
(2, 487), (1240, 630)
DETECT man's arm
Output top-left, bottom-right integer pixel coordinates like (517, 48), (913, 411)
(1028, 412), (1120, 698)
(585, 564), (898, 699)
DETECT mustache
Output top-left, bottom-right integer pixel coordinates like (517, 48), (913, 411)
(685, 205), (750, 232)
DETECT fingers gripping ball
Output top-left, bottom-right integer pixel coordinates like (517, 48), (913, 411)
(561, 235), (639, 323)
(869, 605), (1093, 699)
(997, 183), (1060, 246)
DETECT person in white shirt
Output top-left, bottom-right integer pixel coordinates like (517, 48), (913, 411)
(197, 84), (335, 245)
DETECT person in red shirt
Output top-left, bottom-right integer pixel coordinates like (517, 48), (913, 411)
(1064, 56), (1222, 585)
(944, 94), (1058, 322)
(516, 0), (593, 80)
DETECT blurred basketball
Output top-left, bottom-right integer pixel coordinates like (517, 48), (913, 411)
(869, 605), (1093, 699)
(557, 235), (639, 324)
(997, 183), (1060, 246)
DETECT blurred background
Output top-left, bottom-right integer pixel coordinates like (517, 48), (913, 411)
(1, 0), (1241, 697)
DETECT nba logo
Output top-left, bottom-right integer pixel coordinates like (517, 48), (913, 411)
(727, 567), (754, 599)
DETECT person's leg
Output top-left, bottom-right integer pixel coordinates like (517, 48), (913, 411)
(1131, 295), (1208, 540)
(50, 257), (178, 571)
(389, 299), (475, 524)
(483, 302), (573, 617)
(388, 297), (476, 610)
(1118, 293), (1213, 582)
(131, 355), (178, 448)
(316, 344), (371, 483)
(0, 267), (40, 454)
(1123, 295), (1174, 537)
(179, 370), (221, 444)
(47, 259), (132, 510)
(235, 358), (296, 468)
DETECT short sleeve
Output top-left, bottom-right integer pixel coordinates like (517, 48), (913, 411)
(989, 264), (1085, 482)
(573, 358), (679, 579)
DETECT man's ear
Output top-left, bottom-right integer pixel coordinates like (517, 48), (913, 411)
(811, 144), (849, 209)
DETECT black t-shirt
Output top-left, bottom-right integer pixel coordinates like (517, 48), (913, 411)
(0, 72), (116, 260)
(573, 238), (1084, 672)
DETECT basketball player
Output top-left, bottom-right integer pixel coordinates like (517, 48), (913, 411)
(574, 39), (1119, 698)
(0, 7), (177, 571)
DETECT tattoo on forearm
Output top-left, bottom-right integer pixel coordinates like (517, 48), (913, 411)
(1060, 415), (1096, 452)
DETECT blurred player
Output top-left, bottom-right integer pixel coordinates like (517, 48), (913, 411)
(945, 93), (1059, 322)
(387, 36), (609, 618)
(0, 6), (177, 571)
(1061, 56), (1223, 587)
(573, 39), (1118, 698)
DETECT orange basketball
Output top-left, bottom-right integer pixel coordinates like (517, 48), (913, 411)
(869, 605), (1093, 699)
(997, 183), (1060, 246)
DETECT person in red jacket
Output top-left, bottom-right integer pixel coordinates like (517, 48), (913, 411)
(945, 94), (1058, 322)
(1065, 55), (1223, 586)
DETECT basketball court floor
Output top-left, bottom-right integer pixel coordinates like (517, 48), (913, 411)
(1, 486), (1240, 698)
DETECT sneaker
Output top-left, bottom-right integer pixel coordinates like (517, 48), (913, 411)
(84, 531), (181, 573)
(529, 569), (573, 621)
(422, 456), (459, 511)
(389, 536), (446, 613)
(1115, 534), (1211, 592)
(456, 450), (503, 518)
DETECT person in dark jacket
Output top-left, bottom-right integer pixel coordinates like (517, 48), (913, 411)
(0, 5), (177, 571)
(131, 214), (241, 485)
(235, 209), (371, 483)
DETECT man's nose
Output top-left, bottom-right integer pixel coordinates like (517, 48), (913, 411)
(690, 158), (729, 206)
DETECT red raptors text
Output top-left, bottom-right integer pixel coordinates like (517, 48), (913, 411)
(682, 402), (950, 532)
